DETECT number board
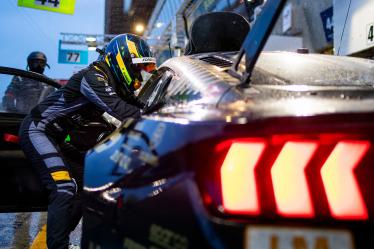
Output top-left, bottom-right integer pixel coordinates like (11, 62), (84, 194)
(367, 23), (374, 45)
(18, 0), (76, 15)
(58, 49), (88, 65)
(320, 6), (334, 43)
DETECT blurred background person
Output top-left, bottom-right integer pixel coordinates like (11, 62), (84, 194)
(2, 51), (53, 113)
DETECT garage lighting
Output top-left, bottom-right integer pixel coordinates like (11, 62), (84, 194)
(156, 22), (163, 28)
(135, 23), (145, 34)
(86, 37), (97, 42)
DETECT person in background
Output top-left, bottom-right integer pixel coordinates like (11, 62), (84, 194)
(2, 51), (52, 113)
(19, 34), (156, 249)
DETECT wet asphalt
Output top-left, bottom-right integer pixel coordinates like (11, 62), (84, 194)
(0, 212), (81, 249)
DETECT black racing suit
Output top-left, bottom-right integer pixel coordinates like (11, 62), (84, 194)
(19, 61), (140, 249)
(2, 75), (55, 113)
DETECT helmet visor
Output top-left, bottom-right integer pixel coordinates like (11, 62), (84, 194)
(28, 59), (48, 74)
(132, 63), (157, 90)
(29, 59), (46, 68)
(132, 63), (157, 74)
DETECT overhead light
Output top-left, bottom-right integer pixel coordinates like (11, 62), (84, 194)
(135, 23), (145, 34)
(86, 36), (97, 51)
(86, 37), (96, 42)
(156, 22), (163, 28)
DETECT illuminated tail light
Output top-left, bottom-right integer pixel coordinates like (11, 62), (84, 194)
(221, 141), (266, 214)
(271, 142), (317, 218)
(321, 141), (370, 220)
(216, 138), (371, 220)
(3, 133), (19, 143)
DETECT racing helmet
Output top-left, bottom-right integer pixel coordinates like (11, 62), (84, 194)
(102, 34), (156, 95)
(27, 51), (50, 74)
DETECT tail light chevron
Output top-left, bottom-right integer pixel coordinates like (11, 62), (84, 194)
(219, 138), (371, 220)
(321, 141), (370, 220)
(221, 142), (266, 214)
(271, 142), (317, 218)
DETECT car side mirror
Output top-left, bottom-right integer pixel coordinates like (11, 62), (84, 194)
(140, 71), (173, 115)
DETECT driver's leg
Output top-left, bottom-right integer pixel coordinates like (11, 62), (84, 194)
(20, 117), (77, 249)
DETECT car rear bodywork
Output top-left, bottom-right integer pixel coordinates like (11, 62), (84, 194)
(81, 50), (374, 249)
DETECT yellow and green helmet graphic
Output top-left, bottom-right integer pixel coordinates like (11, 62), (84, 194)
(104, 34), (156, 93)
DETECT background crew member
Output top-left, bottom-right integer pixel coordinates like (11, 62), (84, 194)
(2, 51), (53, 113)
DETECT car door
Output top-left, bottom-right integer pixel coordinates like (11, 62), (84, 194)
(0, 66), (60, 212)
(81, 68), (180, 247)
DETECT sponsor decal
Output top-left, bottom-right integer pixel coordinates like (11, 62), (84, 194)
(150, 123), (166, 149)
(123, 237), (147, 249)
(132, 57), (157, 64)
(105, 86), (113, 92)
(149, 224), (188, 249)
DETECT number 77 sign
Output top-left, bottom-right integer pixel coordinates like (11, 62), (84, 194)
(58, 41), (88, 65)
(18, 0), (76, 15)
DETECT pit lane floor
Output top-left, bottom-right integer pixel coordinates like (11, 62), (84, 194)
(0, 212), (81, 248)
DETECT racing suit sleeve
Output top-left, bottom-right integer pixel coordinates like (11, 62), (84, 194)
(2, 76), (21, 111)
(79, 70), (140, 120)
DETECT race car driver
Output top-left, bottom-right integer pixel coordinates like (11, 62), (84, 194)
(2, 51), (53, 113)
(19, 34), (156, 249)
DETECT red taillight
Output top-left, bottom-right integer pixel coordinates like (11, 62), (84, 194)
(217, 137), (370, 220)
(321, 141), (370, 220)
(3, 133), (19, 143)
(221, 141), (266, 214)
(271, 142), (317, 218)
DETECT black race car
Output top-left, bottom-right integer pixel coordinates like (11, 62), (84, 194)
(80, 0), (374, 249)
